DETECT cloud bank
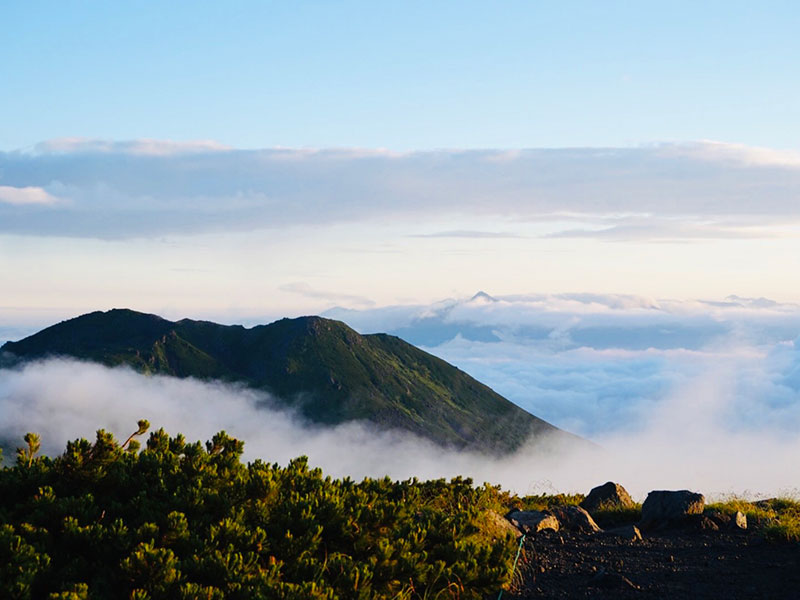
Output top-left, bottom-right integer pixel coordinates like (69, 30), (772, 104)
(1, 357), (798, 501)
(3, 140), (800, 238)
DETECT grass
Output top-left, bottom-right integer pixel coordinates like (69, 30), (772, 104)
(707, 496), (800, 542)
(514, 493), (584, 512)
(591, 502), (643, 528)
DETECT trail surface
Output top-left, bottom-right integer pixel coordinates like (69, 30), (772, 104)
(506, 528), (800, 599)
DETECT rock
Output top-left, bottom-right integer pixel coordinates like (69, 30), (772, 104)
(602, 524), (643, 542)
(690, 515), (720, 531)
(487, 510), (522, 539)
(507, 510), (560, 534)
(704, 510), (731, 529)
(589, 567), (640, 590)
(640, 490), (705, 530)
(547, 505), (602, 533)
(581, 482), (635, 513)
(703, 509), (746, 531)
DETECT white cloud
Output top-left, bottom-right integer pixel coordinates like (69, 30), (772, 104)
(545, 219), (790, 242)
(663, 140), (800, 168)
(4, 139), (800, 238)
(0, 185), (59, 206)
(34, 137), (232, 156)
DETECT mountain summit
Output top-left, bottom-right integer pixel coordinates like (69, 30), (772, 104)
(2, 309), (576, 454)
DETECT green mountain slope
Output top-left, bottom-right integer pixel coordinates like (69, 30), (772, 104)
(1, 309), (577, 454)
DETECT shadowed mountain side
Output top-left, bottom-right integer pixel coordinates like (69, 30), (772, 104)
(1, 309), (580, 454)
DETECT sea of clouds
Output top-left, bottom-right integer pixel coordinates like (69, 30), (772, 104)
(2, 293), (800, 500)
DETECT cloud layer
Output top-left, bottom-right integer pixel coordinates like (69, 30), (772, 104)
(3, 140), (800, 238)
(2, 357), (798, 501)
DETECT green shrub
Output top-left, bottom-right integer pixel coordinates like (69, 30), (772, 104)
(0, 425), (517, 599)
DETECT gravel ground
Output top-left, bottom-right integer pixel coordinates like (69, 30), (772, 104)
(504, 527), (800, 599)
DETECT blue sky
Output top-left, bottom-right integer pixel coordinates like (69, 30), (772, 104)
(4, 1), (800, 151)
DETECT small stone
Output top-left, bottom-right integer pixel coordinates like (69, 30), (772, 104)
(733, 511), (747, 530)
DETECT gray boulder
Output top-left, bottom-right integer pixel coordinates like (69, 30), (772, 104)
(640, 490), (705, 530)
(507, 510), (560, 534)
(547, 505), (602, 533)
(581, 482), (635, 513)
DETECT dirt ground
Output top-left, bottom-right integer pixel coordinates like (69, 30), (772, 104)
(504, 526), (800, 599)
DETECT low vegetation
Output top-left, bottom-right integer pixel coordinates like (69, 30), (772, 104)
(708, 496), (800, 542)
(513, 493), (583, 512)
(589, 502), (643, 528)
(0, 423), (517, 600)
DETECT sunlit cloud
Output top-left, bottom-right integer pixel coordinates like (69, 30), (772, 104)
(34, 137), (232, 156)
(0, 185), (60, 206)
(663, 140), (800, 168)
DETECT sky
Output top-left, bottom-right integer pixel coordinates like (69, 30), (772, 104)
(3, 1), (800, 325)
(3, 2), (800, 492)
(3, 1), (800, 152)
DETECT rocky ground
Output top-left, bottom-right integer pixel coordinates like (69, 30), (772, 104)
(500, 485), (800, 599)
(505, 526), (800, 599)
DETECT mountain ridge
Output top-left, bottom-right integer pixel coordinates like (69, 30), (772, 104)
(1, 308), (579, 454)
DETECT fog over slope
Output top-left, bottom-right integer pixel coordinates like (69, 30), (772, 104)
(1, 353), (798, 501)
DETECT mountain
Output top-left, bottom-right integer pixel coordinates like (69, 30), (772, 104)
(1, 309), (578, 454)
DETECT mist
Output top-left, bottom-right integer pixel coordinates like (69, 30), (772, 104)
(2, 358), (798, 502)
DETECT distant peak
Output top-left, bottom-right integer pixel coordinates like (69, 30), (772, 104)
(469, 291), (497, 303)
